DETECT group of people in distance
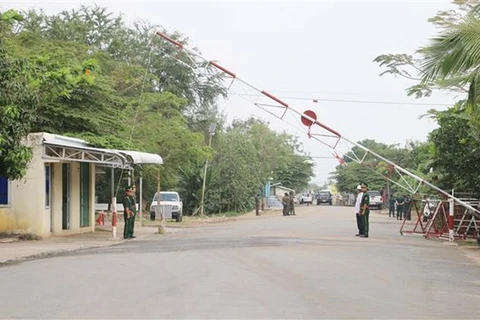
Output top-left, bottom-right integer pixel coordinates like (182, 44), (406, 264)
(388, 194), (412, 220)
(253, 191), (296, 216)
(282, 191), (296, 216)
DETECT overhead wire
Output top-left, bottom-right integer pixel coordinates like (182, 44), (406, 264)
(229, 92), (451, 107)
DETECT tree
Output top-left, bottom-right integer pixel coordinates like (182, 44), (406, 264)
(119, 91), (211, 204)
(373, 1), (480, 195)
(428, 108), (480, 194)
(275, 154), (315, 192)
(209, 129), (262, 213)
(373, 1), (479, 98)
(0, 10), (36, 179)
(17, 6), (227, 125)
(228, 117), (315, 193)
(2, 5), (314, 216)
(334, 162), (386, 193)
(330, 139), (434, 194)
(374, 1), (480, 141)
(203, 119), (316, 214)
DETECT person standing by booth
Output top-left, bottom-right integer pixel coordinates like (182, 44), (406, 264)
(123, 185), (137, 239)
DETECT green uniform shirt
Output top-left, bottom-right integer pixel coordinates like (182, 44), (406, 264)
(129, 195), (137, 214)
(123, 196), (136, 215)
(360, 193), (370, 214)
(389, 197), (396, 206)
(289, 195), (295, 205)
(397, 197), (405, 207)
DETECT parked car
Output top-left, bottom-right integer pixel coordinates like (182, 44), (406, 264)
(367, 191), (383, 210)
(149, 191), (183, 222)
(316, 191), (332, 205)
(299, 193), (313, 205)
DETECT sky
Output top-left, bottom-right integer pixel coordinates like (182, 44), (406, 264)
(1, 0), (459, 186)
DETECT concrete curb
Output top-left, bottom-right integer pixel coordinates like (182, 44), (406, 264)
(0, 241), (127, 267)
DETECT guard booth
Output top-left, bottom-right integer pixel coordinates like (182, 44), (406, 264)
(0, 132), (162, 238)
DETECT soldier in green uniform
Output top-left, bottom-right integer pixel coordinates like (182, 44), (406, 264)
(123, 185), (137, 239)
(129, 185), (137, 237)
(396, 195), (405, 220)
(254, 193), (260, 216)
(404, 195), (412, 220)
(288, 191), (296, 216)
(388, 194), (396, 218)
(359, 182), (370, 238)
(282, 192), (290, 216)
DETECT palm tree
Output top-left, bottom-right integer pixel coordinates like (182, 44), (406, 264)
(418, 6), (480, 140)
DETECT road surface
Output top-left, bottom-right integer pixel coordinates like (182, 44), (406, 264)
(1, 205), (479, 319)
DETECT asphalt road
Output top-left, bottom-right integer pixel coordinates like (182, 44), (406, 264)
(1, 205), (480, 319)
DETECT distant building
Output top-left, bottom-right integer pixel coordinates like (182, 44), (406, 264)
(270, 185), (296, 198)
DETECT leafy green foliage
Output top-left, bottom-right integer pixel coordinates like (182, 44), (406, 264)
(429, 109), (480, 194)
(208, 129), (262, 213)
(1, 6), (315, 215)
(372, 1), (480, 195)
(331, 139), (434, 194)
(0, 10), (35, 179)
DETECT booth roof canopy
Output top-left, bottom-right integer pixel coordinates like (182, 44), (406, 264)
(39, 132), (163, 165)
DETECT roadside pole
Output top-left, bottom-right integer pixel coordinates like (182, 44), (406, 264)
(111, 167), (118, 239)
(156, 167), (166, 234)
(139, 172), (143, 226)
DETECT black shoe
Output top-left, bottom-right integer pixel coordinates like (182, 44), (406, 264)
(355, 234), (362, 236)
(360, 234), (369, 238)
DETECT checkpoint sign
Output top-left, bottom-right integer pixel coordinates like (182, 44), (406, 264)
(301, 110), (317, 127)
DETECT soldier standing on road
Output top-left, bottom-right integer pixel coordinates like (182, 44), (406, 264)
(288, 191), (296, 216)
(354, 185), (365, 236)
(396, 195), (405, 220)
(359, 182), (370, 238)
(130, 185), (137, 236)
(404, 195), (412, 220)
(254, 193), (260, 216)
(389, 194), (396, 218)
(282, 192), (290, 216)
(123, 186), (137, 239)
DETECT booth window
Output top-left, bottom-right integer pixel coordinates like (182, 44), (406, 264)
(45, 165), (51, 207)
(0, 176), (9, 205)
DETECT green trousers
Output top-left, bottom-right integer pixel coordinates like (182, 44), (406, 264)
(397, 206), (404, 219)
(123, 213), (136, 238)
(363, 211), (370, 236)
(131, 213), (136, 235)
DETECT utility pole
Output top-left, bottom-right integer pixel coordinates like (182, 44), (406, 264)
(200, 123), (216, 216)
